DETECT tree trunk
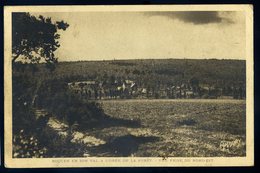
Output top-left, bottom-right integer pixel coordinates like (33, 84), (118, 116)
(12, 54), (20, 64)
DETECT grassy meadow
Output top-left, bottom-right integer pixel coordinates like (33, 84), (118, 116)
(82, 99), (246, 157)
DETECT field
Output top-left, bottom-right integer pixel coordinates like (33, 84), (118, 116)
(83, 99), (246, 157)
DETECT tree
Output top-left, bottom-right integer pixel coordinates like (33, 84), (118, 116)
(190, 77), (200, 93)
(12, 13), (69, 105)
(12, 13), (69, 69)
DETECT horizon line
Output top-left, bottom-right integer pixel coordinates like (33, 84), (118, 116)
(57, 57), (245, 63)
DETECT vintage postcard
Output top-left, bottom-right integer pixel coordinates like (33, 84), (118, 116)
(4, 5), (254, 168)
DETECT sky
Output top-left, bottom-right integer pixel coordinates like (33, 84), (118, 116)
(32, 11), (245, 61)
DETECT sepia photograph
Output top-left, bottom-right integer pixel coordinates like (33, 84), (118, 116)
(4, 5), (253, 167)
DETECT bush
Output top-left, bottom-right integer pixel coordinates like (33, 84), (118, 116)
(37, 79), (105, 126)
(13, 130), (48, 158)
(201, 94), (209, 99)
(13, 124), (86, 158)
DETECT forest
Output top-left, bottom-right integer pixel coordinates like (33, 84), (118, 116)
(14, 58), (246, 101)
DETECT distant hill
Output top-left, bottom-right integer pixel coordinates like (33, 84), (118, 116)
(12, 58), (246, 100)
(14, 58), (245, 88)
(48, 59), (245, 88)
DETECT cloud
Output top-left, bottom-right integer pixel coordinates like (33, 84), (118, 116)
(144, 11), (233, 25)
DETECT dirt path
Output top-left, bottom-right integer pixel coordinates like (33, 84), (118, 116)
(35, 109), (106, 147)
(34, 108), (160, 157)
(47, 117), (106, 147)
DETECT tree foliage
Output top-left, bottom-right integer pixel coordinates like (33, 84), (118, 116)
(12, 13), (69, 68)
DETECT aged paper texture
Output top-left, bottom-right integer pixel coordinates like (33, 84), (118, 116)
(4, 5), (253, 168)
